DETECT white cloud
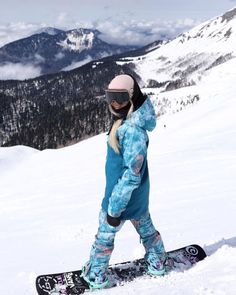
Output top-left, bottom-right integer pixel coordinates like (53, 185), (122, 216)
(76, 18), (201, 46)
(0, 16), (201, 81)
(54, 52), (65, 60)
(0, 63), (42, 80)
(62, 57), (93, 71)
(34, 54), (45, 63)
(0, 17), (200, 49)
(0, 22), (49, 47)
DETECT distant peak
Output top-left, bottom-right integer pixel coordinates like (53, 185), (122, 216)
(35, 27), (65, 35)
(57, 29), (101, 52)
(67, 28), (101, 37)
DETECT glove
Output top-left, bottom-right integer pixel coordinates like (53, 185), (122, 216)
(106, 214), (121, 227)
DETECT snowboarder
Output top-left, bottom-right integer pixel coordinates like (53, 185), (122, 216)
(81, 74), (167, 289)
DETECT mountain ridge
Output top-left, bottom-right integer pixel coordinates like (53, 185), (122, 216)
(1, 7), (236, 149)
(0, 28), (137, 76)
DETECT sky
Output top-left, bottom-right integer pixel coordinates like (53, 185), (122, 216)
(1, 0), (235, 24)
(0, 0), (235, 47)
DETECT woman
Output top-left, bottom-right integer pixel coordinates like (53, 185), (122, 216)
(81, 74), (166, 289)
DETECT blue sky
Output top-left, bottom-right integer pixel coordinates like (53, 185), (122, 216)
(0, 0), (235, 46)
(1, 0), (235, 24)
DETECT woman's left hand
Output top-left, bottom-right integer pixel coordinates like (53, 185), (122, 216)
(106, 214), (121, 227)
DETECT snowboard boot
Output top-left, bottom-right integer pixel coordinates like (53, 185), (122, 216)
(81, 262), (109, 289)
(145, 252), (166, 276)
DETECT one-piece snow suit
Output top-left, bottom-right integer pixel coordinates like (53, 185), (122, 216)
(86, 97), (166, 282)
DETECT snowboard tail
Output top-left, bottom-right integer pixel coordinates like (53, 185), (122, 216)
(36, 244), (206, 295)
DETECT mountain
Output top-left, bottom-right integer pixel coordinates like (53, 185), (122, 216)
(102, 40), (165, 60)
(0, 61), (138, 149)
(0, 28), (137, 76)
(1, 7), (236, 149)
(111, 7), (236, 91)
(1, 55), (236, 294)
(33, 27), (65, 36)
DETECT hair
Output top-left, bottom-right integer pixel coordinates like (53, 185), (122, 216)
(106, 73), (146, 154)
(108, 102), (134, 154)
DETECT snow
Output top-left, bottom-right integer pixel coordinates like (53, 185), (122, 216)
(1, 52), (236, 295)
(57, 31), (95, 52)
(116, 8), (236, 86)
(62, 56), (93, 71)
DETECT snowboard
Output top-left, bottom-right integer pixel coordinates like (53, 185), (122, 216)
(35, 244), (206, 295)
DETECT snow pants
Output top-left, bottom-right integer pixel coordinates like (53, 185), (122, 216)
(87, 209), (166, 277)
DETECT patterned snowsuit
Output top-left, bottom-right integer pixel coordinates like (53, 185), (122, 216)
(87, 97), (166, 280)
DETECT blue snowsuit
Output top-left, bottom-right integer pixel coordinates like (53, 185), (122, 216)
(87, 97), (165, 279)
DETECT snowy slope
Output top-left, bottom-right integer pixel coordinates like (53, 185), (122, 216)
(57, 29), (95, 52)
(116, 7), (236, 90)
(1, 59), (236, 294)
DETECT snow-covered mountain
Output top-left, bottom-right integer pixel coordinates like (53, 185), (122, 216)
(112, 7), (236, 90)
(33, 27), (65, 36)
(0, 28), (137, 75)
(1, 7), (236, 150)
(0, 50), (236, 294)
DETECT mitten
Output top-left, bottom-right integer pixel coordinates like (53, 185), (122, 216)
(106, 214), (121, 227)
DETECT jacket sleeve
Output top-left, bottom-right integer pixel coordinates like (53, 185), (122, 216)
(107, 125), (148, 218)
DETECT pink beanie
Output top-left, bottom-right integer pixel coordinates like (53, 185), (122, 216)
(108, 74), (134, 92)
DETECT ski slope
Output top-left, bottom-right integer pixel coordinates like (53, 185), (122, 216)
(117, 7), (236, 91)
(1, 59), (236, 294)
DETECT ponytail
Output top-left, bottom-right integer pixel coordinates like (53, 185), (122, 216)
(108, 102), (134, 154)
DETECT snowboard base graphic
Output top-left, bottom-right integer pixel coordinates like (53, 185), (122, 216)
(35, 244), (207, 295)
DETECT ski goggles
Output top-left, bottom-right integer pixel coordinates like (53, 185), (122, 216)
(105, 89), (130, 104)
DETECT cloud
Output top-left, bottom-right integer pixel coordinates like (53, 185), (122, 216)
(0, 16), (200, 49)
(89, 18), (201, 46)
(54, 52), (65, 60)
(0, 63), (42, 80)
(62, 57), (93, 71)
(0, 22), (49, 47)
(34, 54), (45, 63)
(0, 16), (201, 80)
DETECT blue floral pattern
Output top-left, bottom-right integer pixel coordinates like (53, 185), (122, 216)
(83, 98), (166, 285)
(102, 97), (156, 219)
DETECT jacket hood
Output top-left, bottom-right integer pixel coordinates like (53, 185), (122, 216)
(127, 97), (156, 131)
